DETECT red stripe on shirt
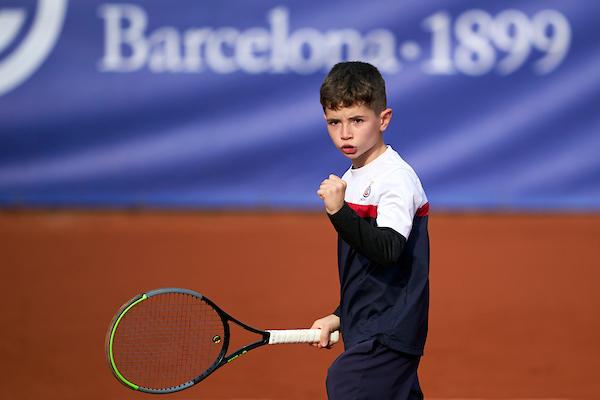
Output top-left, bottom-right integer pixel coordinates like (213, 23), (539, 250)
(347, 203), (378, 218)
(416, 202), (429, 216)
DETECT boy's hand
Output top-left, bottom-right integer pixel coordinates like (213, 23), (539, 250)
(317, 174), (347, 214)
(309, 314), (341, 349)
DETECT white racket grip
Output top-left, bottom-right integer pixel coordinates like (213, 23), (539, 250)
(267, 329), (340, 345)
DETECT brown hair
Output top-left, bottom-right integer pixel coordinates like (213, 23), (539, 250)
(320, 61), (387, 112)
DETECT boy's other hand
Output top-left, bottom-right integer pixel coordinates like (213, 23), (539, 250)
(309, 314), (341, 349)
(317, 174), (347, 214)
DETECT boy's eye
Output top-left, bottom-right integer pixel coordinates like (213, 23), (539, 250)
(352, 118), (363, 124)
(328, 121), (339, 126)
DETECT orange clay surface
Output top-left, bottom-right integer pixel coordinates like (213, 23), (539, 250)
(1, 211), (599, 400)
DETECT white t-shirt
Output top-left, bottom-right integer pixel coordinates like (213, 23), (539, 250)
(341, 145), (428, 239)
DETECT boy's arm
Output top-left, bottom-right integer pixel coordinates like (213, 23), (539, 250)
(328, 203), (406, 266)
(318, 174), (407, 266)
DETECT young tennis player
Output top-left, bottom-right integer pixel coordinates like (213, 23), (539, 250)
(311, 61), (430, 399)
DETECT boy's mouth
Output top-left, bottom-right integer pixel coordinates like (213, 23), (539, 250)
(341, 145), (357, 154)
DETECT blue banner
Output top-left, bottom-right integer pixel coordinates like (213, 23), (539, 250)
(1, 0), (598, 210)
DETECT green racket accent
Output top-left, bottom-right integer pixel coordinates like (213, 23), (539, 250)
(108, 294), (148, 390)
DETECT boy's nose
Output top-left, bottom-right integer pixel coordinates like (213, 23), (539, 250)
(340, 125), (352, 139)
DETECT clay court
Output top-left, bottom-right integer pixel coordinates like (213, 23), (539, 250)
(1, 1), (598, 398)
(1, 211), (599, 399)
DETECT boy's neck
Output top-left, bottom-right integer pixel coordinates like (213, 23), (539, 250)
(351, 142), (387, 169)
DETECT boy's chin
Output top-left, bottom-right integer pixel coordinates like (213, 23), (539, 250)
(341, 152), (359, 160)
(341, 150), (366, 166)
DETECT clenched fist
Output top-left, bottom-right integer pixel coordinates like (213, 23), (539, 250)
(317, 174), (347, 215)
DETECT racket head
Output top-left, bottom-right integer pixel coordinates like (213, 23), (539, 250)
(105, 288), (229, 393)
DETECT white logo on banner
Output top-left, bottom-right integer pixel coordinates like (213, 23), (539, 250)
(97, 5), (571, 76)
(0, 0), (68, 96)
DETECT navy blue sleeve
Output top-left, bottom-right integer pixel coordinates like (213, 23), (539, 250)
(328, 203), (406, 267)
(333, 305), (340, 317)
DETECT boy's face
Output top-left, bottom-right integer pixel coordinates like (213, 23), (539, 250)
(324, 103), (392, 168)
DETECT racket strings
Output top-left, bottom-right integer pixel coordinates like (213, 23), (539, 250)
(112, 293), (225, 389)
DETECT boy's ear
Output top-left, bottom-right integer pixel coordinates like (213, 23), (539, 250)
(379, 108), (393, 132)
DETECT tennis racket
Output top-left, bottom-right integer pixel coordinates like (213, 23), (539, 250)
(105, 288), (339, 394)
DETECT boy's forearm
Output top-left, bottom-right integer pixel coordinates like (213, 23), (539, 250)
(328, 203), (406, 266)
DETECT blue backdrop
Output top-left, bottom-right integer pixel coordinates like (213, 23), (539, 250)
(1, 0), (598, 210)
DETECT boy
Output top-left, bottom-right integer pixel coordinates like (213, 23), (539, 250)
(311, 61), (429, 399)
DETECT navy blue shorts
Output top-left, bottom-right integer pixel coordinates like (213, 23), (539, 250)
(326, 339), (423, 400)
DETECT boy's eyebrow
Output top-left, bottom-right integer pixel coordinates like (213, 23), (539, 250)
(326, 114), (366, 122)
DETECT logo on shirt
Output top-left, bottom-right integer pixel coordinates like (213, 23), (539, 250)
(362, 182), (373, 198)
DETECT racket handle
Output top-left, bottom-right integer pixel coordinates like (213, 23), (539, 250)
(267, 329), (340, 345)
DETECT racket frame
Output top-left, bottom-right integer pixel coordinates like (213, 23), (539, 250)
(106, 288), (271, 394)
